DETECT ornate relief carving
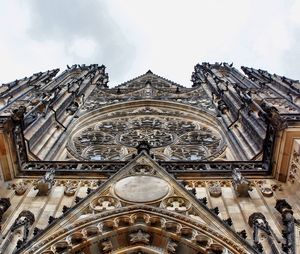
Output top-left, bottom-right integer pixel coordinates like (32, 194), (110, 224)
(288, 151), (300, 183)
(129, 229), (151, 244)
(100, 240), (113, 252)
(10, 181), (28, 195)
(64, 181), (78, 196)
(90, 196), (121, 212)
(82, 72), (215, 112)
(68, 110), (226, 162)
(161, 196), (191, 213)
(208, 182), (222, 197)
(130, 164), (156, 175)
(167, 240), (178, 253)
(24, 206), (252, 254)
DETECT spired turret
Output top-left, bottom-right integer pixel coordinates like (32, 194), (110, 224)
(0, 63), (299, 254)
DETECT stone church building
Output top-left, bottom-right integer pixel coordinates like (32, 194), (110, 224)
(0, 62), (299, 253)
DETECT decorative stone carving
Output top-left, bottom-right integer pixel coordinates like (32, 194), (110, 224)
(288, 151), (300, 183)
(232, 168), (251, 197)
(51, 241), (70, 253)
(90, 196), (121, 212)
(208, 182), (222, 197)
(161, 196), (191, 213)
(101, 240), (113, 252)
(34, 169), (55, 196)
(130, 164), (155, 175)
(66, 232), (85, 245)
(11, 105), (26, 125)
(136, 141), (152, 154)
(1, 210), (35, 252)
(18, 205), (251, 254)
(275, 200), (295, 254)
(129, 230), (150, 244)
(119, 128), (174, 148)
(12, 181), (28, 195)
(64, 181), (77, 196)
(67, 113), (225, 162)
(13, 124), (27, 164)
(0, 198), (11, 223)
(259, 102), (288, 131)
(260, 186), (273, 197)
(248, 212), (280, 254)
(167, 240), (178, 253)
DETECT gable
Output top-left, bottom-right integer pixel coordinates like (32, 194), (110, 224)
(17, 153), (257, 254)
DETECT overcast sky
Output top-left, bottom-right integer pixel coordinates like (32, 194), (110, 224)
(0, 0), (300, 86)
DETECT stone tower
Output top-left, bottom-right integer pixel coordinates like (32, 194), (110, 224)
(0, 63), (299, 253)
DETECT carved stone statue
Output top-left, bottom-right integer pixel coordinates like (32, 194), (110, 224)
(232, 168), (252, 197)
(275, 200), (295, 254)
(248, 212), (280, 253)
(259, 102), (287, 131)
(0, 210), (35, 253)
(34, 169), (55, 196)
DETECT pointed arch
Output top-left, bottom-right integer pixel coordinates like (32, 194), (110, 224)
(21, 206), (255, 254)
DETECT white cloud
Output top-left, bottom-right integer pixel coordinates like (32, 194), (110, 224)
(68, 38), (98, 59)
(0, 0), (300, 85)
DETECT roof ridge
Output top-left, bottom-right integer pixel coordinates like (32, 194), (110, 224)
(112, 70), (186, 89)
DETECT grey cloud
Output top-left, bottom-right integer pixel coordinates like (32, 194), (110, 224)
(27, 0), (136, 84)
(282, 28), (300, 80)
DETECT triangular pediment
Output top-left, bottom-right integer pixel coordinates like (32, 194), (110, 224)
(82, 70), (215, 114)
(114, 70), (185, 91)
(17, 153), (257, 254)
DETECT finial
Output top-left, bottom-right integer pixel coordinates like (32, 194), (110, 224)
(146, 70), (153, 74)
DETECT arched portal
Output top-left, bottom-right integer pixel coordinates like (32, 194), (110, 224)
(25, 206), (252, 254)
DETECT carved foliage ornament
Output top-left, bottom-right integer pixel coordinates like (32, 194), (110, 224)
(26, 206), (250, 254)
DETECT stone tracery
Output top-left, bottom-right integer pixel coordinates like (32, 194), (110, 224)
(67, 105), (226, 162)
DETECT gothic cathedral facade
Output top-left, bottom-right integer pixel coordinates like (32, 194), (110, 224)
(0, 63), (299, 253)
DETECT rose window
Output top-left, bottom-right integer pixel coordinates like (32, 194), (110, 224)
(67, 107), (226, 161)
